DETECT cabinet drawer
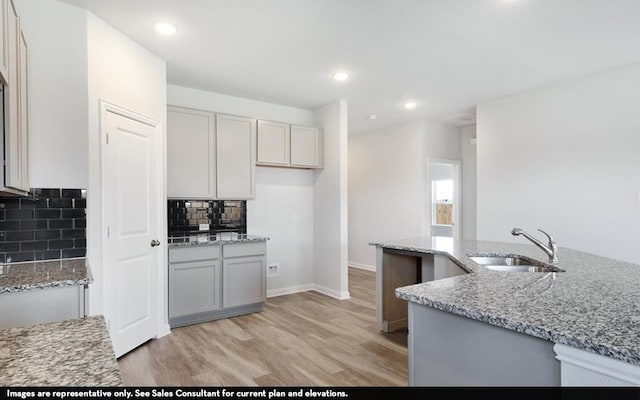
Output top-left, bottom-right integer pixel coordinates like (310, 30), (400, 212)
(169, 245), (221, 263)
(223, 242), (266, 258)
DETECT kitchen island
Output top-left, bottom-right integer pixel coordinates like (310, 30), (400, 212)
(0, 316), (121, 386)
(371, 237), (640, 386)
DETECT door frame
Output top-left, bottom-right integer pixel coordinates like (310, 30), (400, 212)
(426, 158), (461, 241)
(99, 100), (169, 344)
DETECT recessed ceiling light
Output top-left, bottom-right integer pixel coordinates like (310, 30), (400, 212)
(403, 101), (417, 110)
(154, 21), (178, 36)
(332, 71), (350, 81)
(368, 114), (377, 120)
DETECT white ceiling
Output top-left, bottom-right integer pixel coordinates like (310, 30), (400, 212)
(60, 0), (640, 134)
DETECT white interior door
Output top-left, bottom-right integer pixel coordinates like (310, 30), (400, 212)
(103, 107), (161, 358)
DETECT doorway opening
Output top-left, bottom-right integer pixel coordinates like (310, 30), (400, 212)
(428, 159), (461, 251)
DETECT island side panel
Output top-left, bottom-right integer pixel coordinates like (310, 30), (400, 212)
(408, 302), (560, 386)
(376, 247), (421, 332)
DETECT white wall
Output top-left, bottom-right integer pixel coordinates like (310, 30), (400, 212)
(424, 121), (462, 161)
(168, 84), (313, 126)
(313, 100), (349, 299)
(348, 120), (461, 268)
(477, 63), (640, 264)
(14, 0), (88, 188)
(249, 168), (314, 296)
(461, 124), (477, 240)
(349, 121), (427, 269)
(86, 12), (167, 323)
(167, 84), (316, 296)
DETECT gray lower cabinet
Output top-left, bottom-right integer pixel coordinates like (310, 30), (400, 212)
(169, 260), (221, 319)
(223, 256), (266, 308)
(168, 241), (267, 328)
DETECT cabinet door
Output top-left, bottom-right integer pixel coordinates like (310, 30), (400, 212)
(0, 0), (8, 84)
(290, 125), (322, 168)
(169, 259), (221, 318)
(3, 0), (19, 189)
(167, 107), (215, 198)
(257, 120), (290, 166)
(18, 29), (27, 191)
(216, 114), (256, 199)
(222, 256), (265, 308)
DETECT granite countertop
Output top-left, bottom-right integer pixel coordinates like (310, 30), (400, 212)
(0, 316), (122, 386)
(370, 237), (640, 365)
(0, 257), (92, 294)
(168, 233), (269, 247)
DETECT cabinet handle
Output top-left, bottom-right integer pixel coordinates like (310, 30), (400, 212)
(150, 239), (161, 247)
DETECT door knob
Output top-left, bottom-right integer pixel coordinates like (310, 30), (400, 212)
(150, 239), (160, 247)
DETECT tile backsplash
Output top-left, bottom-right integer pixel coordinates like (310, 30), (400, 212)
(168, 200), (247, 235)
(0, 189), (87, 263)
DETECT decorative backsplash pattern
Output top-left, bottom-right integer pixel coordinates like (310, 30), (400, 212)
(0, 189), (87, 263)
(168, 200), (247, 235)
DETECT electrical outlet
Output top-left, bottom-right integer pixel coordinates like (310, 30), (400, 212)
(267, 263), (279, 276)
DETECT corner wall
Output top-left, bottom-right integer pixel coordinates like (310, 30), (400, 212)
(477, 63), (640, 264)
(461, 125), (477, 240)
(313, 100), (349, 298)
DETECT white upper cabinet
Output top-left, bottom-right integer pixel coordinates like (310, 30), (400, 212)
(167, 106), (216, 199)
(216, 114), (256, 200)
(257, 120), (290, 166)
(4, 0), (19, 189)
(290, 125), (322, 168)
(1, 0), (28, 195)
(167, 108), (320, 200)
(0, 0), (8, 84)
(18, 29), (27, 191)
(257, 121), (323, 169)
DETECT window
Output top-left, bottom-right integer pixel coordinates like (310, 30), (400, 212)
(432, 179), (453, 226)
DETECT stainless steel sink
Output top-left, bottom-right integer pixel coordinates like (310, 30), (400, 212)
(468, 255), (564, 273)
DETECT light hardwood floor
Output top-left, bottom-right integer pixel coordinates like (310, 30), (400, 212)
(118, 267), (408, 386)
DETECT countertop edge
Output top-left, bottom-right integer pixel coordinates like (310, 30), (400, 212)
(370, 242), (473, 273)
(0, 278), (93, 295)
(168, 236), (269, 248)
(0, 258), (93, 295)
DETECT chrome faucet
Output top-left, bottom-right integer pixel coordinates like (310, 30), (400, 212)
(511, 228), (559, 265)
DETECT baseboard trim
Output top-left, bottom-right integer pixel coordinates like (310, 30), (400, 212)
(267, 284), (314, 298)
(169, 303), (264, 329)
(348, 261), (376, 272)
(312, 284), (350, 300)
